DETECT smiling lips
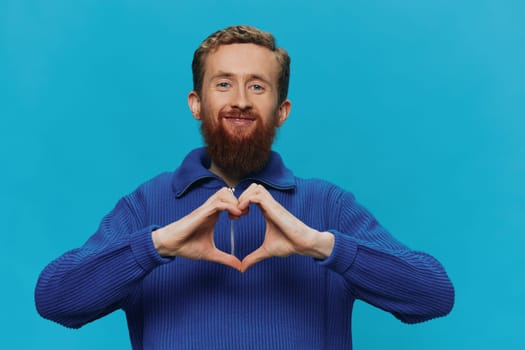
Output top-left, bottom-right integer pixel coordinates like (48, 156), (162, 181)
(222, 114), (256, 127)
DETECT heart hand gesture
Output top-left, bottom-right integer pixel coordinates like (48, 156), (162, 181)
(152, 185), (334, 272)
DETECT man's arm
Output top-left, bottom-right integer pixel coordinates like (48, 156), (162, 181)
(35, 197), (167, 328)
(35, 188), (242, 328)
(237, 183), (454, 323)
(320, 188), (454, 323)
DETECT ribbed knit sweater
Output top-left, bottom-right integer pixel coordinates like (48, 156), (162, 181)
(35, 148), (454, 349)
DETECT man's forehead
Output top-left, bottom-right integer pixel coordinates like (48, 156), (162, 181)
(204, 43), (280, 80)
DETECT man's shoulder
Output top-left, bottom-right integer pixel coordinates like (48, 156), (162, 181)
(294, 176), (336, 190)
(129, 171), (176, 200)
(293, 177), (356, 202)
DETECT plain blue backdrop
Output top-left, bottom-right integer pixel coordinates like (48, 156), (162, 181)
(2, 0), (524, 349)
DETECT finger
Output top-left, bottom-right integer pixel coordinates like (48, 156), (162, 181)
(230, 205), (249, 219)
(240, 247), (270, 273)
(218, 186), (240, 203)
(205, 189), (243, 216)
(237, 183), (264, 200)
(207, 249), (242, 271)
(228, 213), (241, 220)
(239, 186), (288, 224)
(237, 184), (268, 210)
(221, 189), (244, 217)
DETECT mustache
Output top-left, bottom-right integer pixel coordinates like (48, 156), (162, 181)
(219, 108), (259, 120)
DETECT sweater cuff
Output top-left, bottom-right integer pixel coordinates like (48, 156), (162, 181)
(316, 230), (358, 274)
(130, 225), (172, 272)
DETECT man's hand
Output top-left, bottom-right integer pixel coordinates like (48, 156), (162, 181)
(152, 187), (243, 271)
(237, 183), (335, 272)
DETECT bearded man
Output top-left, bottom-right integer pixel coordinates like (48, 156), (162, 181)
(36, 25), (454, 349)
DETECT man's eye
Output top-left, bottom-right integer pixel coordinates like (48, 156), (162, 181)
(217, 82), (230, 89)
(251, 84), (265, 92)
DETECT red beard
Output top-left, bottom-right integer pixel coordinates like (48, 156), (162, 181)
(200, 107), (278, 180)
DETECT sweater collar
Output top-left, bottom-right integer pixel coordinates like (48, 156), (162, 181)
(172, 148), (296, 197)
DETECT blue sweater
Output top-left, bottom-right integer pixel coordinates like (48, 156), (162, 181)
(35, 148), (454, 349)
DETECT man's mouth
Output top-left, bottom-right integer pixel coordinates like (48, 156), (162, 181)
(222, 115), (256, 126)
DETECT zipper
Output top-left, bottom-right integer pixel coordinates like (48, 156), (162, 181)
(228, 187), (235, 256)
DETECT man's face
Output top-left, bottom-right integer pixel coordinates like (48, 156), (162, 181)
(189, 43), (291, 178)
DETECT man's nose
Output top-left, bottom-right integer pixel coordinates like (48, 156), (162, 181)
(231, 88), (253, 110)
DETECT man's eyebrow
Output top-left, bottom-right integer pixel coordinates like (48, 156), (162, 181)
(211, 71), (235, 79)
(210, 71), (273, 85)
(249, 74), (272, 85)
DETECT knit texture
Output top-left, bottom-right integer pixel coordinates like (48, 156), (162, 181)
(35, 148), (454, 349)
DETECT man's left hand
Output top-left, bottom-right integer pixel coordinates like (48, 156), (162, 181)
(237, 183), (335, 272)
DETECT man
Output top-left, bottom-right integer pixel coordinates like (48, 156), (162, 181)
(36, 25), (454, 349)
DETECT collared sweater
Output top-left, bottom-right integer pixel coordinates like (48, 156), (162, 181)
(35, 148), (454, 349)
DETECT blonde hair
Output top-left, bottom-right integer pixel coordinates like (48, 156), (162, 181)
(192, 25), (291, 104)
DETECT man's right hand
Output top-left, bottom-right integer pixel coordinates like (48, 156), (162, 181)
(151, 187), (243, 271)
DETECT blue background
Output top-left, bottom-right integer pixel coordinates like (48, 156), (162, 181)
(2, 0), (524, 348)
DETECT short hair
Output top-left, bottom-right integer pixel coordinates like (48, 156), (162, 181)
(192, 25), (291, 104)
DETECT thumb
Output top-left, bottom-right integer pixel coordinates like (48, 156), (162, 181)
(208, 249), (242, 271)
(240, 247), (270, 273)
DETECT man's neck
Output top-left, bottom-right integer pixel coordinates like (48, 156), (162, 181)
(209, 163), (240, 188)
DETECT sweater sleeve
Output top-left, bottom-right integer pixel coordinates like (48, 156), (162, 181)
(35, 196), (171, 329)
(317, 188), (454, 324)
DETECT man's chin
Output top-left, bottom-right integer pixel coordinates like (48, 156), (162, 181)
(201, 114), (277, 179)
(222, 122), (257, 138)
(222, 128), (257, 143)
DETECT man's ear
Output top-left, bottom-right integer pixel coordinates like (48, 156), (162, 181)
(276, 99), (291, 126)
(188, 91), (201, 120)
